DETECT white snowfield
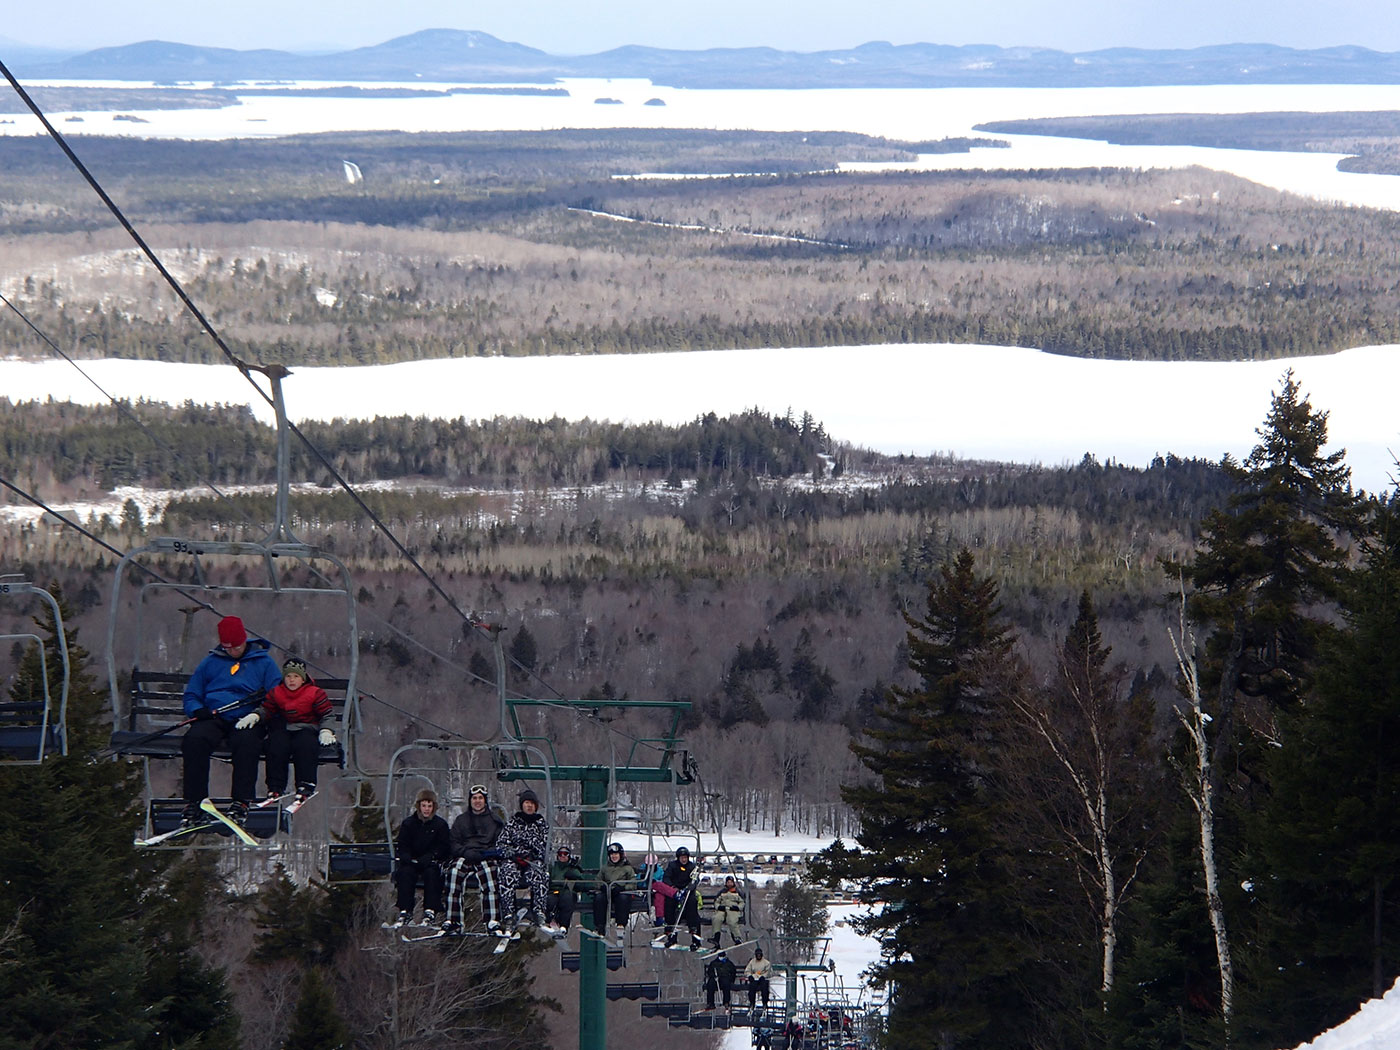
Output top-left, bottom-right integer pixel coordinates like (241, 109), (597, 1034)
(1, 342), (1396, 496)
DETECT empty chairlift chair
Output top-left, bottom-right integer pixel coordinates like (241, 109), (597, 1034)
(0, 579), (69, 764)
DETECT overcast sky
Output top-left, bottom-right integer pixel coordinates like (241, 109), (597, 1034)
(3, 0), (1397, 57)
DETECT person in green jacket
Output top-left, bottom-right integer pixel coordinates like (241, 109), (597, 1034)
(592, 842), (638, 946)
(710, 874), (745, 948)
(546, 845), (584, 934)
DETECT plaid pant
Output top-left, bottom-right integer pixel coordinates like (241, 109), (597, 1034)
(444, 857), (501, 927)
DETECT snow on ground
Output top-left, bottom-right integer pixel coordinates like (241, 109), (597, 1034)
(1290, 980), (1400, 1050)
(612, 827), (1400, 1050)
(2, 342), (1397, 496)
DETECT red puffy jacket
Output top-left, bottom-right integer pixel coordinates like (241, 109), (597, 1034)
(261, 679), (332, 726)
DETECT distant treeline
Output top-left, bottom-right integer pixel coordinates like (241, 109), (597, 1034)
(0, 397), (1233, 541)
(0, 399), (835, 490)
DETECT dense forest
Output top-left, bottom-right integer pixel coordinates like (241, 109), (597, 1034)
(5, 130), (1400, 368)
(1, 399), (1233, 833)
(815, 376), (1400, 1050)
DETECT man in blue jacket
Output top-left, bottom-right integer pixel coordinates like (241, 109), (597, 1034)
(180, 616), (283, 828)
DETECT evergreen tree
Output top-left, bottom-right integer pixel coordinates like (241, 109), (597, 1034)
(1187, 370), (1359, 724)
(0, 588), (237, 1050)
(772, 877), (829, 958)
(1170, 373), (1360, 1037)
(1241, 494), (1400, 1048)
(282, 969), (350, 1050)
(812, 549), (1031, 1049)
(509, 625), (538, 673)
(1105, 807), (1230, 1050)
(1000, 591), (1160, 1017)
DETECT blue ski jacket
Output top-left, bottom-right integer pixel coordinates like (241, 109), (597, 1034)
(182, 638), (283, 721)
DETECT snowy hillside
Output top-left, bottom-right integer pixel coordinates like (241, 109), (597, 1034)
(1291, 980), (1400, 1050)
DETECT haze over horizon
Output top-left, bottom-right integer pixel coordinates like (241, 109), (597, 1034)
(3, 0), (1396, 60)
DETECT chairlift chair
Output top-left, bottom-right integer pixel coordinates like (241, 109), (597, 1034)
(104, 367), (360, 848)
(0, 578), (70, 763)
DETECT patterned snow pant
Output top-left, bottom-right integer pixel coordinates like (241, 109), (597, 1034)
(497, 856), (549, 922)
(444, 857), (502, 927)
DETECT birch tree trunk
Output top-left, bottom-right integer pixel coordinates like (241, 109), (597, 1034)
(1169, 605), (1234, 1028)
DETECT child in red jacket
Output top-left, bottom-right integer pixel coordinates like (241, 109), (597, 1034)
(257, 657), (334, 804)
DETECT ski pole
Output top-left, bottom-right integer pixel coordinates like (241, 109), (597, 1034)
(105, 690), (267, 755)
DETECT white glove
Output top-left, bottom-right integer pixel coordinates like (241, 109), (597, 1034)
(235, 712), (260, 730)
(318, 728), (336, 746)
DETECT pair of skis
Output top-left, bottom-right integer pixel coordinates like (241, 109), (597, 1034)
(256, 789), (317, 815)
(401, 924), (525, 954)
(136, 798), (259, 847)
(136, 791), (318, 847)
(698, 937), (760, 961)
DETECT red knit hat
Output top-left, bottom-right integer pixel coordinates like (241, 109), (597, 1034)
(217, 616), (247, 648)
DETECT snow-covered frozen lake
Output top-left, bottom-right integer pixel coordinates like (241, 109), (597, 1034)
(2, 342), (1396, 493)
(9, 79), (1400, 210)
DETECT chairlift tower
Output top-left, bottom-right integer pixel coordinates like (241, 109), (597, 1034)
(493, 627), (693, 1050)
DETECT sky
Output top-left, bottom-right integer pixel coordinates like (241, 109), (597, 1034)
(2, 0), (1397, 57)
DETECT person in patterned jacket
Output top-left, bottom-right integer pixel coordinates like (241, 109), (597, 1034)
(245, 657), (335, 805)
(495, 787), (550, 927)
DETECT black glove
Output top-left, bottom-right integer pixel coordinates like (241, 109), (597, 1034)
(193, 707), (215, 720)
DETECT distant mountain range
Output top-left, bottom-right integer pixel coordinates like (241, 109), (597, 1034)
(9, 30), (1400, 88)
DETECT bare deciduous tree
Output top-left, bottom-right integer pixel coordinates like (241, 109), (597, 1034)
(1168, 592), (1234, 1027)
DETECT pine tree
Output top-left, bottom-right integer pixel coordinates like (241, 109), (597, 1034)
(772, 877), (829, 958)
(1187, 370), (1359, 723)
(282, 969), (350, 1050)
(813, 549), (1031, 1049)
(1157, 372), (1359, 1039)
(1242, 495), (1400, 1047)
(1001, 591), (1160, 1005)
(0, 588), (237, 1050)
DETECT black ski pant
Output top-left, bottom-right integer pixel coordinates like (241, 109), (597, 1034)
(748, 976), (770, 1008)
(591, 886), (635, 930)
(264, 723), (319, 794)
(182, 718), (263, 804)
(664, 887), (700, 939)
(705, 977), (733, 1009)
(395, 858), (444, 913)
(547, 887), (576, 928)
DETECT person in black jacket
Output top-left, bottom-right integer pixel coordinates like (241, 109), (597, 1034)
(653, 846), (702, 950)
(385, 787), (450, 929)
(442, 783), (505, 936)
(703, 951), (738, 1010)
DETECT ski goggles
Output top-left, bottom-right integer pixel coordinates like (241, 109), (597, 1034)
(469, 784), (488, 796)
